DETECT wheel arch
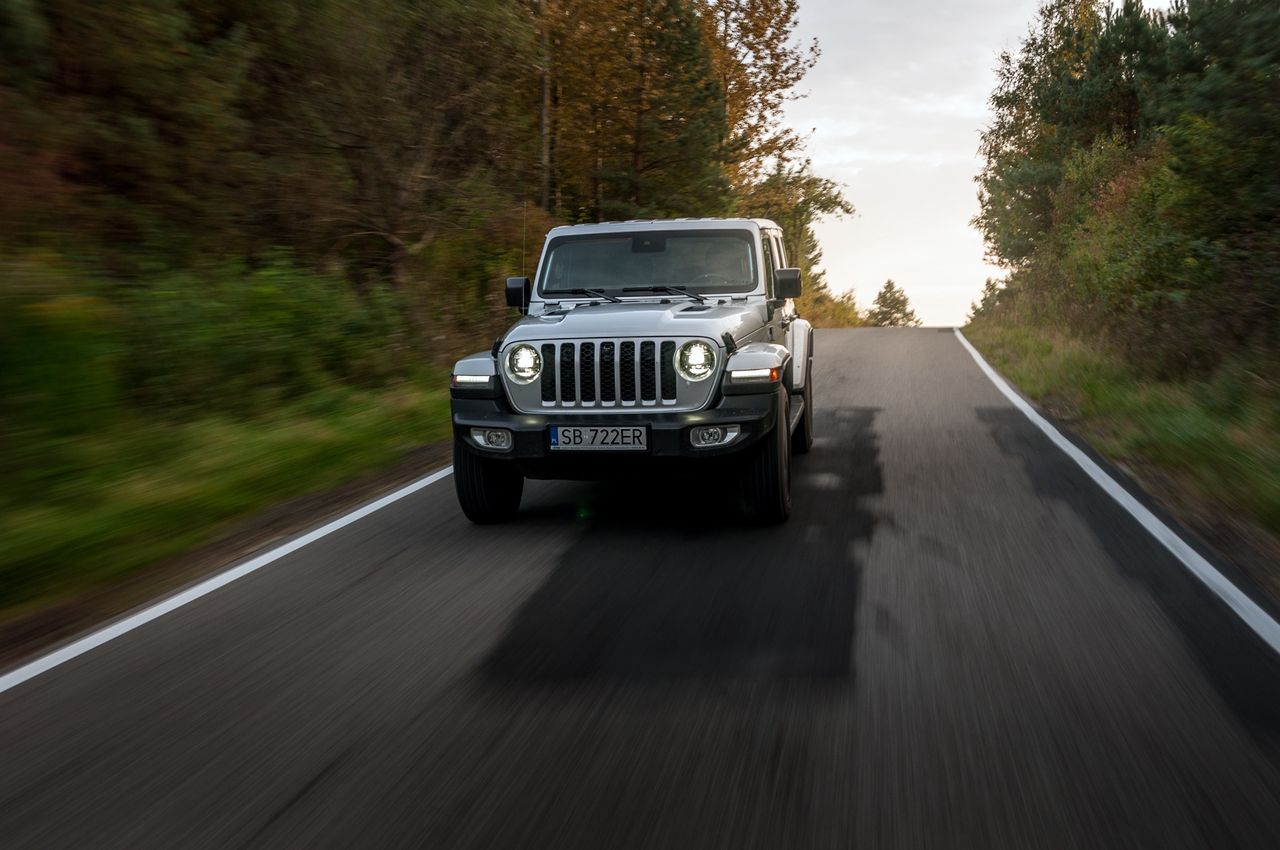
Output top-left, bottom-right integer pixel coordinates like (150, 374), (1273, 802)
(787, 319), (814, 391)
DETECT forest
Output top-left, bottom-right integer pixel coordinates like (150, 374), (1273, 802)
(968, 0), (1278, 541)
(0, 0), (861, 612)
(1, 0), (860, 408)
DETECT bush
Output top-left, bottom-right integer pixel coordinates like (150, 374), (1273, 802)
(0, 255), (124, 444)
(120, 256), (410, 416)
(1, 251), (414, 450)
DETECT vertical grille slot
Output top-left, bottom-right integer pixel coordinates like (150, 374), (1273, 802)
(559, 343), (577, 402)
(639, 341), (657, 401)
(540, 344), (556, 402)
(579, 342), (596, 403)
(600, 342), (616, 402)
(660, 341), (676, 399)
(619, 341), (636, 402)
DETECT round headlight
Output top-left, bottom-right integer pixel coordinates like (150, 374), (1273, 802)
(676, 340), (716, 382)
(505, 344), (542, 384)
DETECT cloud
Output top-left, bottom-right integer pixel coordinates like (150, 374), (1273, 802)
(782, 0), (1044, 324)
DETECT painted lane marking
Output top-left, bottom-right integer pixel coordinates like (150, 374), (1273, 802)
(954, 327), (1280, 655)
(0, 466), (455, 696)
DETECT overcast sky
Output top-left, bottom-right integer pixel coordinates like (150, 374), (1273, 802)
(782, 0), (1168, 326)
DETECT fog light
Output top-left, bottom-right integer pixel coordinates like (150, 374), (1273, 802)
(690, 424), (741, 448)
(472, 427), (513, 451)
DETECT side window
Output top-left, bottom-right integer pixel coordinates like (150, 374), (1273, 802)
(760, 235), (777, 296)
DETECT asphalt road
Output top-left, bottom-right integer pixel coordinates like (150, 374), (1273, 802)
(3, 327), (1280, 849)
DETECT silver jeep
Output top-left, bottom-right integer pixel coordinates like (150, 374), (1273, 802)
(449, 218), (814, 523)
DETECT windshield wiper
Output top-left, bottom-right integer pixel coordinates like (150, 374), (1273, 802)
(554, 287), (621, 303)
(621, 285), (707, 303)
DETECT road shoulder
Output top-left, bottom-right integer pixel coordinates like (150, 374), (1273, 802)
(958, 325), (1280, 633)
(0, 442), (453, 669)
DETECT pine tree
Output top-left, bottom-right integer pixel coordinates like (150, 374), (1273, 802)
(867, 280), (921, 327)
(973, 0), (1107, 268)
(738, 159), (858, 326)
(547, 0), (730, 221)
(967, 278), (1005, 323)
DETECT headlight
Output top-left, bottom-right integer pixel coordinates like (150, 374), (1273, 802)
(676, 340), (716, 381)
(505, 344), (542, 384)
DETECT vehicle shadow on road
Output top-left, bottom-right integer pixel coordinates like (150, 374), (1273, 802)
(977, 406), (1280, 736)
(481, 407), (883, 684)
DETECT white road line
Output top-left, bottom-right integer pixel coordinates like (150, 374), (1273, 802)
(0, 466), (455, 696)
(954, 327), (1280, 655)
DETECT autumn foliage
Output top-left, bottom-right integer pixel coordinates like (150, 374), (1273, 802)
(0, 0), (858, 423)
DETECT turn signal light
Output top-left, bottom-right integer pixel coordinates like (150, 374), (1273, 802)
(728, 367), (779, 383)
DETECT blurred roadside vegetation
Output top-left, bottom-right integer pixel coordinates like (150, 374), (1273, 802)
(0, 251), (453, 615)
(968, 0), (1279, 540)
(966, 319), (1278, 541)
(0, 0), (857, 617)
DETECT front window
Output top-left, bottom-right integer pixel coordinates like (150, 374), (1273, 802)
(538, 229), (758, 297)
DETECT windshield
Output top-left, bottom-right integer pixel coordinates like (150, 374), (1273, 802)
(539, 230), (758, 296)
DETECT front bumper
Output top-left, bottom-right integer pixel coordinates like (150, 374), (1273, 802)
(451, 390), (780, 479)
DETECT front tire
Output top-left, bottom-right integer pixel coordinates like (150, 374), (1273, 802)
(742, 388), (792, 523)
(454, 439), (523, 524)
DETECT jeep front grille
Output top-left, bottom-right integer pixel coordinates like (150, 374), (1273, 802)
(502, 337), (719, 414)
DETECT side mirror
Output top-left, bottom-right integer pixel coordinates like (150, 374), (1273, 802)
(774, 268), (802, 299)
(505, 277), (531, 314)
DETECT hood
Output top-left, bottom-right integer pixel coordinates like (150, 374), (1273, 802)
(503, 299), (768, 345)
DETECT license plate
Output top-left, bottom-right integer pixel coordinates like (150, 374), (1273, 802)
(550, 425), (648, 451)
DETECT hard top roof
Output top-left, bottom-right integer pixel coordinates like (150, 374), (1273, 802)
(545, 217), (780, 237)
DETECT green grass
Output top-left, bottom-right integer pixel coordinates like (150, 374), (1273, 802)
(964, 319), (1280, 537)
(0, 379), (451, 620)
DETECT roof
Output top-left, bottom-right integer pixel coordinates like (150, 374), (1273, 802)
(545, 217), (780, 236)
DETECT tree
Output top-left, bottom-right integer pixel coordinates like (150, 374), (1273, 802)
(0, 0), (856, 357)
(290, 0), (534, 286)
(0, 0), (259, 265)
(543, 0), (731, 222)
(867, 280), (921, 327)
(738, 159), (859, 326)
(967, 278), (1005, 323)
(973, 0), (1108, 268)
(971, 0), (1280, 373)
(695, 0), (819, 187)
